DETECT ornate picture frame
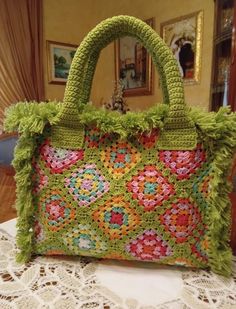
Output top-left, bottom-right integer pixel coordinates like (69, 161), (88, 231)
(115, 18), (154, 97)
(161, 11), (203, 85)
(47, 41), (78, 84)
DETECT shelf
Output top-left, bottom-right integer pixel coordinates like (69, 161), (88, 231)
(212, 84), (225, 93)
(215, 28), (232, 44)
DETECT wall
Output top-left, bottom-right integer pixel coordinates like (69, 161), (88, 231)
(43, 0), (214, 111)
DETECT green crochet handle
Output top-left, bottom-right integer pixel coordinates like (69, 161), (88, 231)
(52, 15), (197, 150)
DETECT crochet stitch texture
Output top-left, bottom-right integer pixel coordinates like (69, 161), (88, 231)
(32, 131), (210, 269)
(4, 16), (236, 276)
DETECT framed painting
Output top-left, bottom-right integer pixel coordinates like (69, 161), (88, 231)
(115, 18), (154, 97)
(161, 11), (203, 85)
(47, 41), (78, 84)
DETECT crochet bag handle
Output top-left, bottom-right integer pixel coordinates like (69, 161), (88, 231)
(52, 15), (197, 150)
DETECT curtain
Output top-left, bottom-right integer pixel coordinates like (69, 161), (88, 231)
(0, 0), (44, 131)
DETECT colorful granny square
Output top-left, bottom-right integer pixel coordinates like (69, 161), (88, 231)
(101, 141), (141, 179)
(40, 138), (84, 174)
(159, 144), (206, 180)
(63, 224), (107, 255)
(39, 189), (76, 232)
(93, 195), (140, 239)
(65, 163), (110, 206)
(160, 198), (203, 243)
(126, 230), (172, 261)
(127, 165), (175, 211)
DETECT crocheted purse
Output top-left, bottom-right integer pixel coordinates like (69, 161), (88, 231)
(4, 16), (236, 276)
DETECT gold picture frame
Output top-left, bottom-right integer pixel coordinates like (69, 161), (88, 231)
(161, 11), (203, 85)
(115, 18), (154, 97)
(46, 40), (78, 84)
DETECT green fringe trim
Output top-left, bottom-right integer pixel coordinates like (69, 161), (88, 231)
(4, 101), (61, 135)
(189, 107), (236, 276)
(78, 104), (169, 138)
(4, 102), (236, 275)
(4, 101), (59, 262)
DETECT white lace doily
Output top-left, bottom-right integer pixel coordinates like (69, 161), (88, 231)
(0, 227), (236, 309)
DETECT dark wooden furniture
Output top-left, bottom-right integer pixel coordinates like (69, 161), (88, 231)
(0, 132), (18, 222)
(0, 164), (17, 223)
(211, 0), (235, 111)
(211, 0), (236, 254)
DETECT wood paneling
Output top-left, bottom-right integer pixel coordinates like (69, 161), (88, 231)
(0, 165), (17, 223)
(0, 132), (17, 141)
(229, 0), (236, 110)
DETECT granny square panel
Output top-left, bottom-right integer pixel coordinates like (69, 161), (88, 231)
(32, 130), (211, 269)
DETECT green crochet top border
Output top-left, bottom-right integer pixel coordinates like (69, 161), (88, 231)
(4, 101), (236, 277)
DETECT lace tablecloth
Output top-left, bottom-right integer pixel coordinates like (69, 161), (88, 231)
(0, 219), (236, 309)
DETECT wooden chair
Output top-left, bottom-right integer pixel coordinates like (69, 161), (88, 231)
(0, 133), (17, 222)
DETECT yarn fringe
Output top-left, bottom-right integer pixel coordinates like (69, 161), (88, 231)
(4, 102), (236, 274)
(78, 104), (169, 138)
(190, 107), (236, 276)
(4, 101), (59, 262)
(4, 101), (60, 135)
